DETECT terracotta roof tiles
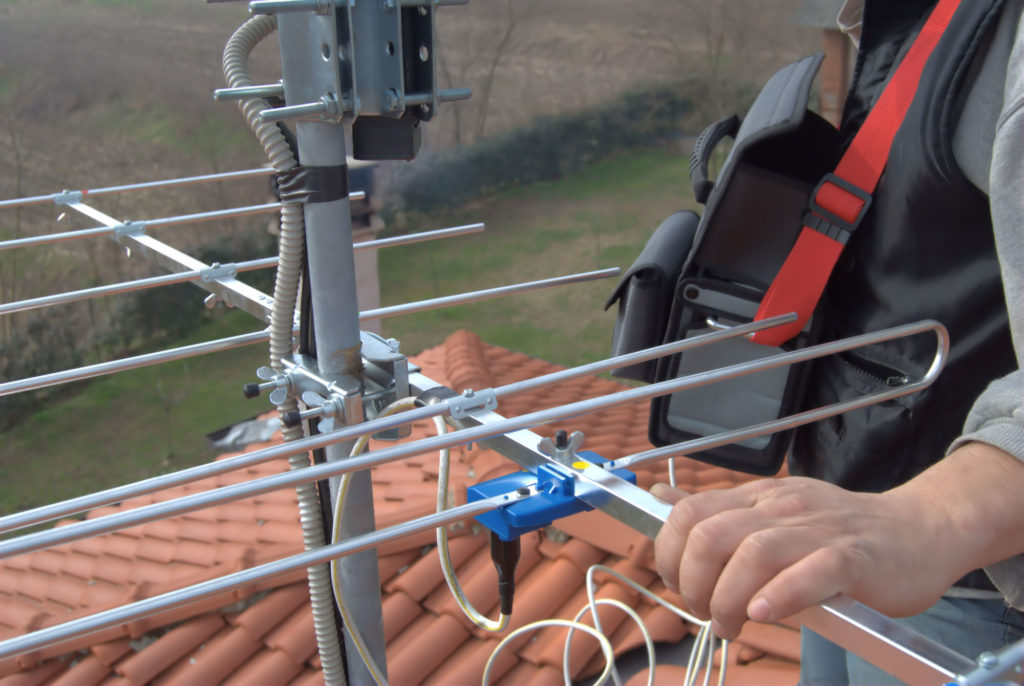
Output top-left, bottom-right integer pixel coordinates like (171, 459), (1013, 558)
(1, 330), (801, 685)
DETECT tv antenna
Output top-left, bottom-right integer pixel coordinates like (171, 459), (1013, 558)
(0, 2), (1020, 685)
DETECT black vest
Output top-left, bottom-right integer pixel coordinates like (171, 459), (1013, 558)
(790, 0), (1016, 492)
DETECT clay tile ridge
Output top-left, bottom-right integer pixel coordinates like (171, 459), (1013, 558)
(443, 330), (496, 393)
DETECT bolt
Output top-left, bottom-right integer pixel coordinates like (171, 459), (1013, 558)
(977, 652), (998, 670)
(462, 388), (475, 397)
(384, 89), (400, 112)
(213, 83), (284, 101)
(516, 487), (530, 496)
(555, 430), (568, 450)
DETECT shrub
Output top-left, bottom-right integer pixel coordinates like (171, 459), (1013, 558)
(387, 79), (707, 215)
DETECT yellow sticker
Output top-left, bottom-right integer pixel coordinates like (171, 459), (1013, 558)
(572, 461), (589, 470)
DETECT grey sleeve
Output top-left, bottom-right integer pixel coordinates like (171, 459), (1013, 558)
(947, 1), (1024, 610)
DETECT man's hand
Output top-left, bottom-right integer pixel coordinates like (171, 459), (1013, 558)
(652, 443), (1024, 639)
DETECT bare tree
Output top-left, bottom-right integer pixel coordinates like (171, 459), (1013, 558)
(0, 89), (35, 344)
(474, 0), (531, 139)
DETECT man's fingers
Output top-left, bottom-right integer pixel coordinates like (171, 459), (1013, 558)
(708, 525), (822, 638)
(676, 507), (767, 620)
(654, 485), (760, 596)
(745, 546), (857, 624)
(651, 482), (689, 504)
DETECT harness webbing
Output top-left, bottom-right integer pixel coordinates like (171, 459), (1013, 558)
(751, 0), (964, 346)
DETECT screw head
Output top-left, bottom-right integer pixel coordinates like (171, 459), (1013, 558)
(462, 388), (475, 397)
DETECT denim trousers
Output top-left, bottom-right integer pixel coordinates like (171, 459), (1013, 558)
(799, 595), (1024, 685)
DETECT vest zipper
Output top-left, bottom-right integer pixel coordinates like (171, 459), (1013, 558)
(839, 351), (910, 387)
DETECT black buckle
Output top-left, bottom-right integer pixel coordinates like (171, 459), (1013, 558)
(807, 173), (872, 240)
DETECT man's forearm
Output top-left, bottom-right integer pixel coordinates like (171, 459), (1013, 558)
(889, 441), (1024, 581)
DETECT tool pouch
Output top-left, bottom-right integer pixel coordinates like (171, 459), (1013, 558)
(604, 210), (699, 383)
(640, 54), (841, 474)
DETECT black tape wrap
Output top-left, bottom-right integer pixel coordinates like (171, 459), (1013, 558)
(276, 164), (350, 204)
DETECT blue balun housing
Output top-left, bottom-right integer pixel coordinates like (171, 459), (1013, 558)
(466, 451), (637, 541)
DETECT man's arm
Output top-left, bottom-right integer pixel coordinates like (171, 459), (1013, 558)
(653, 2), (1024, 639)
(653, 442), (1024, 640)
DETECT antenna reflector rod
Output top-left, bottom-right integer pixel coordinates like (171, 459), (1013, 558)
(0, 168), (275, 210)
(361, 267), (621, 320)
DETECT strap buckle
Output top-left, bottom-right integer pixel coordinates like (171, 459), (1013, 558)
(807, 173), (873, 243)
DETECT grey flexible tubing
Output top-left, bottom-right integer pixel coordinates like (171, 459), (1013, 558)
(222, 16), (347, 685)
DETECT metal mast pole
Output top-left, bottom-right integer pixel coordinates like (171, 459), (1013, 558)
(275, 12), (385, 685)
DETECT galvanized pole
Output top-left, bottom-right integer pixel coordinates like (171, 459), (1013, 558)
(275, 11), (386, 685)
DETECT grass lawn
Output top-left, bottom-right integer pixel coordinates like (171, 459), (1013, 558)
(0, 146), (696, 515)
(0, 310), (269, 514)
(378, 147), (696, 366)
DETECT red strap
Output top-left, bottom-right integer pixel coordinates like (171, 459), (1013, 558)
(752, 0), (962, 346)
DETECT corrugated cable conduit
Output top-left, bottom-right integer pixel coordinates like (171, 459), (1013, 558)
(222, 16), (346, 685)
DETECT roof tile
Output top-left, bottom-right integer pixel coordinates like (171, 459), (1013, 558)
(386, 613), (470, 686)
(49, 655), (110, 686)
(427, 637), (518, 685)
(502, 558), (583, 639)
(377, 550), (420, 588)
(547, 538), (605, 576)
(2, 597), (48, 634)
(732, 622), (801, 664)
(381, 591), (420, 643)
(286, 668), (324, 686)
(426, 532), (543, 626)
(221, 648), (303, 686)
(26, 551), (64, 576)
(263, 604), (317, 665)
(0, 657), (69, 686)
(386, 533), (482, 602)
(152, 625), (260, 686)
(114, 613), (224, 684)
(58, 553), (99, 582)
(89, 640), (132, 667)
(229, 583), (309, 639)
(521, 579), (635, 677)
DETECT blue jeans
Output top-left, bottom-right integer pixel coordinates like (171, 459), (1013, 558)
(799, 596), (1024, 685)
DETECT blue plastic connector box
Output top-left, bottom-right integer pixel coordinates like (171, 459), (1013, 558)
(466, 451), (637, 541)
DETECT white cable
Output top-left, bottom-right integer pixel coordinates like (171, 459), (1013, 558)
(483, 619), (616, 686)
(326, 400), (726, 686)
(563, 599), (655, 686)
(330, 395), (509, 686)
(582, 565), (728, 686)
(330, 397), (419, 686)
(433, 413), (510, 633)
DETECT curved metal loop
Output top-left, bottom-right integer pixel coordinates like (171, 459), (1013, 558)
(615, 319), (949, 470)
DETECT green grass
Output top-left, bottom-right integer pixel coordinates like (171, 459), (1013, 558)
(0, 310), (270, 514)
(0, 146), (695, 516)
(378, 146), (696, 365)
